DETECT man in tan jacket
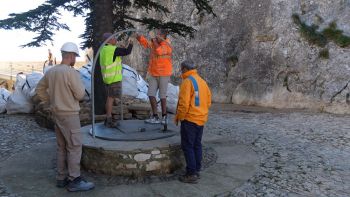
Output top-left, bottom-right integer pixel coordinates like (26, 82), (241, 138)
(36, 42), (94, 192)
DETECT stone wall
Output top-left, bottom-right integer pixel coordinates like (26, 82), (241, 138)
(125, 0), (350, 114)
(81, 145), (183, 177)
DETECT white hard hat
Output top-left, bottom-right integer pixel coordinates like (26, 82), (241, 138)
(60, 42), (80, 57)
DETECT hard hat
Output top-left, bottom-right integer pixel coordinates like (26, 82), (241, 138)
(60, 42), (80, 57)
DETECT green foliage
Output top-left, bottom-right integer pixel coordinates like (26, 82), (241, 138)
(0, 0), (216, 48)
(322, 21), (350, 48)
(292, 14), (327, 47)
(292, 14), (350, 48)
(319, 49), (329, 59)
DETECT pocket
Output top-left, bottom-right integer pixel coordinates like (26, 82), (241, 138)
(70, 129), (82, 146)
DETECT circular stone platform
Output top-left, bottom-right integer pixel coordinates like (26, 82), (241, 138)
(86, 120), (178, 141)
(0, 138), (259, 197)
(81, 122), (183, 177)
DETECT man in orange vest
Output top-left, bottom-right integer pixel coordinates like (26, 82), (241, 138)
(136, 29), (172, 124)
(175, 60), (212, 184)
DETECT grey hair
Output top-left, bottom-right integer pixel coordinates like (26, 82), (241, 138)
(181, 60), (196, 70)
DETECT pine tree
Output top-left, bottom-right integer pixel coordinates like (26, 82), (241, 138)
(0, 0), (215, 49)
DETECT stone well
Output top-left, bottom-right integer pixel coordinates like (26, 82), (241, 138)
(80, 120), (184, 177)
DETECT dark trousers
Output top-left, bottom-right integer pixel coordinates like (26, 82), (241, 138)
(180, 120), (204, 175)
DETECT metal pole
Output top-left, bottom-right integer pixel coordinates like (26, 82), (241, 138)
(120, 80), (124, 121)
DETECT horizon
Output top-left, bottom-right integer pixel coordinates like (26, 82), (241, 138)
(0, 0), (86, 62)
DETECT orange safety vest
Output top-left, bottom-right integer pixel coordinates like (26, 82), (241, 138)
(137, 35), (172, 76)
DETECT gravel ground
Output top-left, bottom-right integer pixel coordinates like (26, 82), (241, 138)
(205, 110), (350, 197)
(0, 114), (54, 196)
(1, 108), (350, 196)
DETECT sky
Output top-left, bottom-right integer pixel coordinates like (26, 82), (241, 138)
(0, 0), (86, 62)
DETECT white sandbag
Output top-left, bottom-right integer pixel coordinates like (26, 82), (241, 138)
(166, 83), (179, 114)
(135, 74), (149, 101)
(43, 65), (54, 74)
(122, 64), (138, 97)
(78, 63), (92, 101)
(6, 73), (34, 114)
(6, 89), (33, 114)
(14, 73), (26, 90)
(0, 88), (11, 113)
(21, 72), (44, 98)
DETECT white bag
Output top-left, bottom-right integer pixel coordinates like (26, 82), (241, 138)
(6, 73), (34, 114)
(78, 64), (92, 101)
(21, 72), (44, 98)
(6, 90), (33, 114)
(166, 83), (179, 114)
(122, 64), (138, 97)
(135, 74), (149, 101)
(0, 88), (11, 113)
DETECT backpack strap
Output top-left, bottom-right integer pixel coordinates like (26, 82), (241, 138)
(188, 76), (200, 107)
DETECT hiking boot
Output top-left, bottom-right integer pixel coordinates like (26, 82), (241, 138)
(67, 177), (95, 192)
(104, 117), (114, 128)
(161, 115), (168, 125)
(144, 116), (160, 124)
(178, 174), (198, 184)
(56, 177), (70, 188)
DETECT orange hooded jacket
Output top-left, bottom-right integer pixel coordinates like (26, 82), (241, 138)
(137, 35), (172, 76)
(175, 69), (212, 126)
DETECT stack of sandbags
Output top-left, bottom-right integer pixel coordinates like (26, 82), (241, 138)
(114, 95), (151, 119)
(32, 94), (55, 129)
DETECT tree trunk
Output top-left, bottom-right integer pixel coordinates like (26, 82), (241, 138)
(91, 0), (114, 115)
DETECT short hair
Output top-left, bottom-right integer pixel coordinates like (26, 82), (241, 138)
(181, 60), (196, 70)
(61, 51), (70, 58)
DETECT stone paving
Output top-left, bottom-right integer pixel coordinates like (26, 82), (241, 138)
(206, 107), (350, 197)
(1, 105), (350, 196)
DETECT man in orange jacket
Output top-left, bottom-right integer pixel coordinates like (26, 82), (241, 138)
(175, 60), (212, 184)
(136, 29), (172, 124)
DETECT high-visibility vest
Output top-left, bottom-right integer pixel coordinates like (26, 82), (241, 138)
(100, 45), (122, 84)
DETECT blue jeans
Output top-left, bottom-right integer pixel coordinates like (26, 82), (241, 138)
(180, 120), (204, 175)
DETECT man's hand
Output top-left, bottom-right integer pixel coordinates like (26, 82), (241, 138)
(174, 118), (179, 126)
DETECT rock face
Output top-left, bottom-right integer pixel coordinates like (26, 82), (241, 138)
(126, 0), (350, 114)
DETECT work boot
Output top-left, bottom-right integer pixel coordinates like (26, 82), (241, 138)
(104, 117), (114, 128)
(144, 115), (160, 124)
(161, 115), (168, 125)
(56, 177), (70, 188)
(66, 177), (95, 192)
(178, 174), (198, 184)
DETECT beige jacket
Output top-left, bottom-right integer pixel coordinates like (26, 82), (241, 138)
(36, 64), (85, 116)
